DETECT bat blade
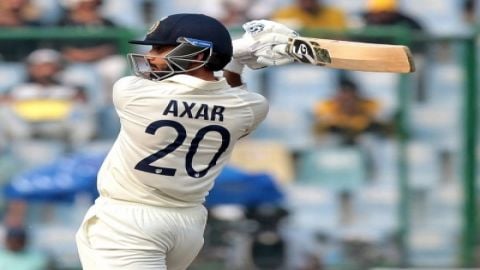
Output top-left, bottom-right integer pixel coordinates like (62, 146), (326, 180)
(286, 37), (415, 73)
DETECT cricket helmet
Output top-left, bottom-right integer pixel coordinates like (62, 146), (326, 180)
(128, 13), (233, 80)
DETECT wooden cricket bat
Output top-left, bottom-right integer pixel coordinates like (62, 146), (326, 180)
(286, 37), (415, 73)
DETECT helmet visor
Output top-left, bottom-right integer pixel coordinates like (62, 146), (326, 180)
(127, 37), (213, 81)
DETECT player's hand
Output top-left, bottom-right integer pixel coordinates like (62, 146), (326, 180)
(230, 20), (298, 70)
(229, 38), (266, 71)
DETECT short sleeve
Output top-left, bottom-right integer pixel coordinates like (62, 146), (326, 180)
(242, 92), (269, 136)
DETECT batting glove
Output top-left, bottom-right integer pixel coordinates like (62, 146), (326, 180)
(242, 20), (298, 68)
(227, 20), (298, 72)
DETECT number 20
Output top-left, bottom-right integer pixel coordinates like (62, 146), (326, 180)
(135, 120), (231, 178)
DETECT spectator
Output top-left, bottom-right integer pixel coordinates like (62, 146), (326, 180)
(0, 48), (96, 147)
(58, 0), (116, 63)
(0, 226), (49, 270)
(463, 0), (476, 25)
(2, 200), (27, 228)
(361, 0), (427, 101)
(59, 0), (114, 27)
(312, 78), (387, 145)
(271, 0), (347, 31)
(0, 0), (41, 27)
(199, 0), (278, 27)
(362, 0), (422, 31)
(57, 0), (127, 104)
(0, 0), (44, 61)
(361, 0), (424, 53)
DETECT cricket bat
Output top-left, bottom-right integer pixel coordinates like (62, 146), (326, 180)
(286, 37), (415, 73)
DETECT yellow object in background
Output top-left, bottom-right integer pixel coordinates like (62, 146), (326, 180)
(12, 99), (73, 122)
(367, 0), (398, 12)
(313, 99), (380, 133)
(272, 5), (347, 30)
(229, 140), (295, 184)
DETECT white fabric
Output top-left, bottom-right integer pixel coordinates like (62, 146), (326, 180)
(96, 75), (268, 208)
(230, 36), (267, 70)
(223, 57), (245, 74)
(231, 20), (298, 70)
(77, 74), (268, 269)
(243, 19), (298, 39)
(76, 197), (207, 270)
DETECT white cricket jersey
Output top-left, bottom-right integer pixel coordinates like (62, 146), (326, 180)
(97, 75), (268, 207)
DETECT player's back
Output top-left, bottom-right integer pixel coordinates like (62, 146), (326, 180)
(97, 75), (268, 207)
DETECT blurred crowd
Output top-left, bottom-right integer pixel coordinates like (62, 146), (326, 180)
(0, 0), (477, 269)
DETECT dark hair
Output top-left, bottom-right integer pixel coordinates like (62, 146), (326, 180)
(6, 227), (27, 240)
(465, 0), (474, 10)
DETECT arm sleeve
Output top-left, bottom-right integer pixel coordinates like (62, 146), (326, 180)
(242, 91), (269, 136)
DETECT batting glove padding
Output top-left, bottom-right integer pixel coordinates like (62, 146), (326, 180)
(231, 20), (298, 70)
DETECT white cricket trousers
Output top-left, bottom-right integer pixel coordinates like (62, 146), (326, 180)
(76, 197), (208, 270)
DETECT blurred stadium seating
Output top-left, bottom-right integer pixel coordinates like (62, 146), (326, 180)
(251, 64), (338, 150)
(296, 145), (367, 190)
(229, 139), (295, 184)
(401, 0), (469, 35)
(350, 72), (399, 121)
(0, 0), (478, 269)
(0, 62), (26, 94)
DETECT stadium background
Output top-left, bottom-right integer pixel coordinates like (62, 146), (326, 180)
(0, 0), (478, 269)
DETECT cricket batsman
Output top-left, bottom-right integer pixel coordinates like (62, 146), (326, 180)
(75, 13), (296, 269)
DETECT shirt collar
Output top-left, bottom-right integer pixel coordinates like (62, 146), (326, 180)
(164, 74), (230, 91)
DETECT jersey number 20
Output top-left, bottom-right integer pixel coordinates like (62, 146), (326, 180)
(135, 120), (231, 178)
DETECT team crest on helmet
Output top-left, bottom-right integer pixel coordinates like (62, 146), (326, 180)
(147, 21), (160, 35)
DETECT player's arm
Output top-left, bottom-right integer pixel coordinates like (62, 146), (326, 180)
(223, 40), (249, 87)
(223, 38), (260, 87)
(227, 20), (414, 73)
(223, 69), (243, 87)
